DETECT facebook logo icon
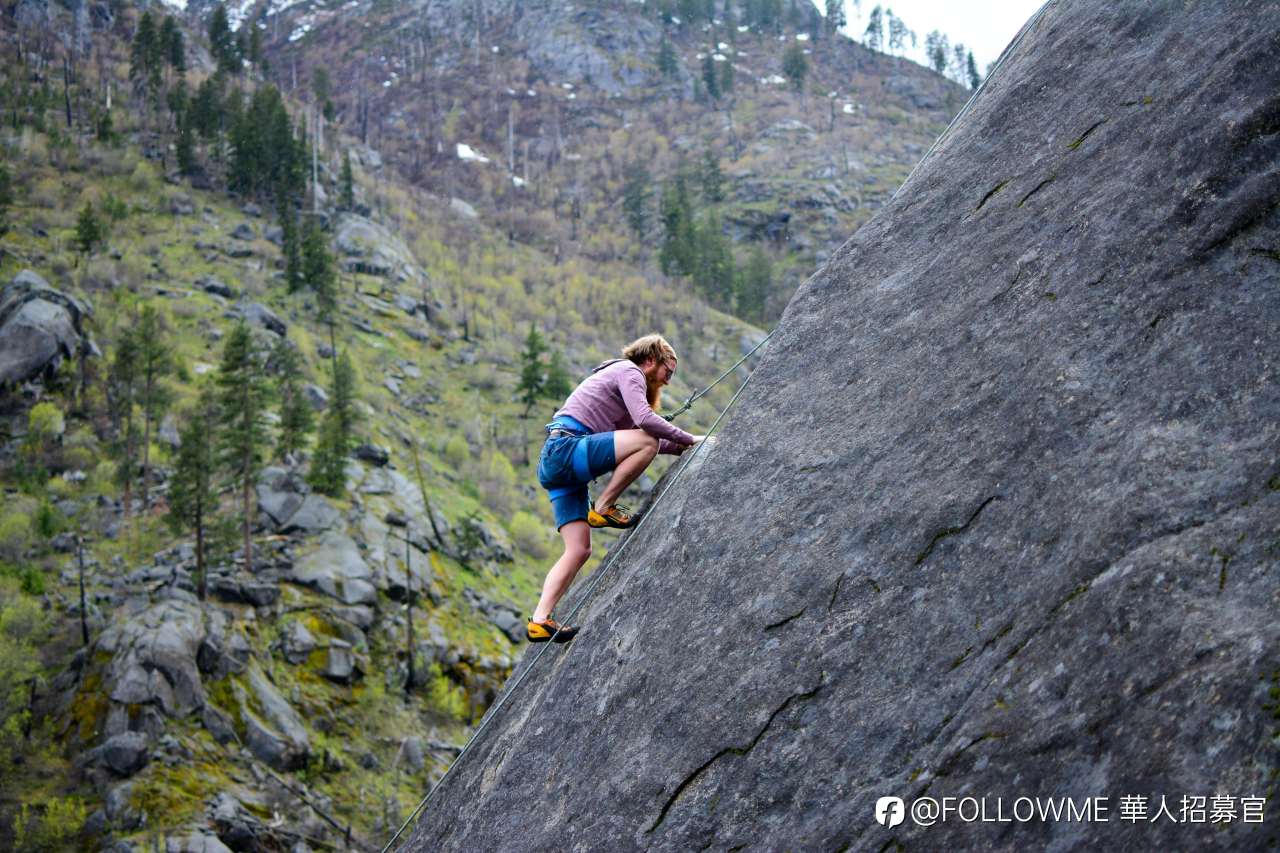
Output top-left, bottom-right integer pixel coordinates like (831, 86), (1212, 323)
(875, 796), (905, 827)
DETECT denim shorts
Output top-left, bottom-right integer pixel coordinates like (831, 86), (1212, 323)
(538, 416), (617, 529)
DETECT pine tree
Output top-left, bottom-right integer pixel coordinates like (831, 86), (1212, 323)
(75, 202), (104, 257)
(340, 150), (355, 210)
(303, 218), (337, 347)
(518, 324), (548, 417)
(863, 4), (884, 51)
(544, 350), (572, 402)
(215, 322), (273, 571)
(782, 43), (808, 92)
(719, 55), (735, 95)
(176, 116), (196, 175)
(107, 329), (141, 521)
(656, 40), (679, 78)
(925, 30), (949, 75)
(130, 12), (162, 93)
(701, 52), (720, 101)
(273, 337), (314, 460)
(966, 50), (981, 89)
(167, 387), (218, 600)
(208, 4), (239, 75)
(308, 352), (356, 496)
(700, 147), (725, 204)
(692, 210), (735, 308)
(622, 163), (652, 242)
(950, 43), (968, 84)
(825, 0), (846, 35)
(282, 206), (304, 293)
(161, 16), (185, 74)
(738, 244), (772, 322)
(887, 11), (912, 55)
(135, 306), (173, 511)
(659, 173), (697, 277)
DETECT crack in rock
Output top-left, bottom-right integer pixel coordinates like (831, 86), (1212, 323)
(914, 495), (1002, 566)
(646, 679), (824, 833)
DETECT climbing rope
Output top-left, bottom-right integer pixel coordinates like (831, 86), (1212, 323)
(664, 327), (775, 422)
(380, 342), (771, 853)
(891, 0), (1058, 202)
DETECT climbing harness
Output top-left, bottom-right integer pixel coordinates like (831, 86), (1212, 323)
(663, 328), (776, 422)
(379, 331), (773, 852)
(891, 0), (1058, 202)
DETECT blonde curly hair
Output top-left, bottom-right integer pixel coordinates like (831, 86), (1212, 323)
(621, 334), (677, 410)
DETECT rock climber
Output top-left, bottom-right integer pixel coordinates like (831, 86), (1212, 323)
(526, 334), (703, 643)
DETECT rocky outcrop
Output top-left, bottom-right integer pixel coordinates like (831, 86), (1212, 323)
(334, 213), (417, 279)
(290, 530), (377, 606)
(0, 269), (93, 387)
(97, 600), (207, 718)
(407, 3), (1280, 851)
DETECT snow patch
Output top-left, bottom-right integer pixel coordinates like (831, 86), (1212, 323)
(762, 74), (787, 85)
(456, 143), (491, 163)
(713, 54), (727, 62)
(512, 176), (526, 188)
(737, 25), (749, 32)
(717, 42), (729, 50)
(842, 103), (857, 114)
(796, 32), (810, 41)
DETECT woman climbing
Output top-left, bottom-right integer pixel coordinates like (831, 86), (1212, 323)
(527, 334), (703, 643)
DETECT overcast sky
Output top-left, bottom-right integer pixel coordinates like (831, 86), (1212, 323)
(835, 0), (1047, 74)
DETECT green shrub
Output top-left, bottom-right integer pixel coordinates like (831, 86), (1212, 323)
(508, 511), (549, 559)
(0, 512), (31, 563)
(442, 435), (470, 470)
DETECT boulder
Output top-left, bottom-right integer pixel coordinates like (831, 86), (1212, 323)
(291, 532), (376, 606)
(0, 269), (92, 387)
(354, 443), (390, 466)
(303, 383), (329, 411)
(211, 792), (264, 850)
(230, 222), (255, 240)
(256, 467), (309, 530)
(448, 198), (478, 220)
(98, 600), (206, 717)
(282, 619), (317, 664)
(404, 4), (1280, 852)
(200, 277), (235, 299)
(334, 214), (414, 279)
(238, 302), (287, 337)
(321, 639), (359, 684)
(99, 731), (149, 776)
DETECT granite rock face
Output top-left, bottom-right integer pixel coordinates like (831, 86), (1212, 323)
(409, 3), (1280, 851)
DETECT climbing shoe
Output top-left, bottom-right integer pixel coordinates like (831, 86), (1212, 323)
(587, 503), (635, 529)
(526, 616), (578, 644)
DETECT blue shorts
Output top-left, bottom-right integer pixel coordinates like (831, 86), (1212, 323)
(537, 415), (617, 530)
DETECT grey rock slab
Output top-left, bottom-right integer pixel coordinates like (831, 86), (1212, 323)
(406, 3), (1280, 852)
(280, 494), (341, 534)
(243, 663), (309, 770)
(290, 531), (376, 605)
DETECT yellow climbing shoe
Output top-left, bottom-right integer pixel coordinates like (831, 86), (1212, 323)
(526, 616), (578, 644)
(587, 503), (634, 529)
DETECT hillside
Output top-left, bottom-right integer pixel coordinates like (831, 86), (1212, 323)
(405, 0), (1280, 850)
(187, 0), (965, 320)
(0, 0), (967, 850)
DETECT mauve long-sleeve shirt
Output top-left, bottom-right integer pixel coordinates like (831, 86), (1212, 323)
(554, 359), (695, 455)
